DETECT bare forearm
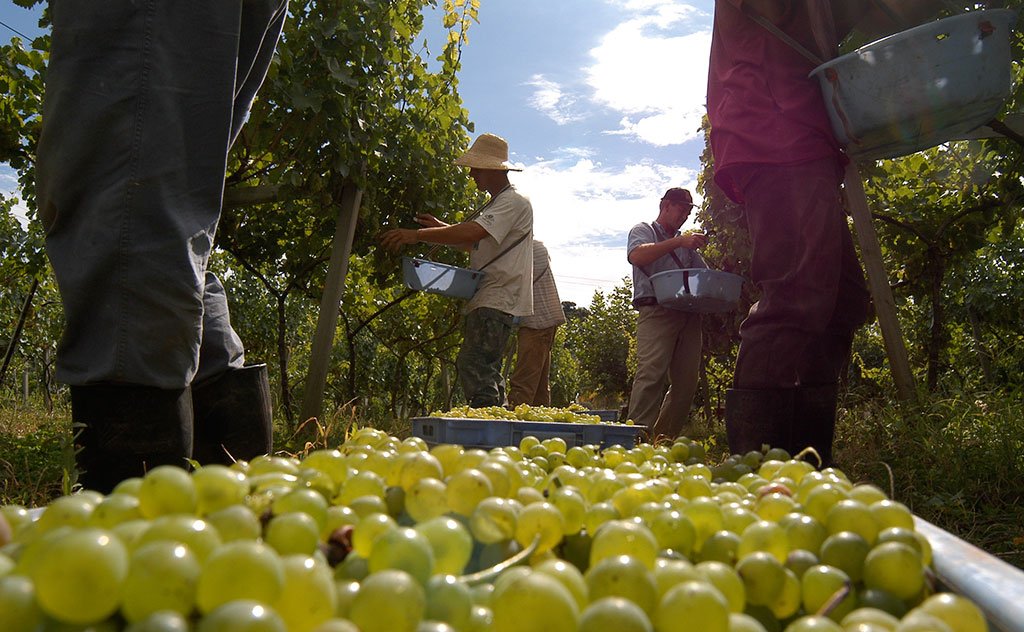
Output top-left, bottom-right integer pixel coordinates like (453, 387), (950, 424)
(416, 222), (488, 246)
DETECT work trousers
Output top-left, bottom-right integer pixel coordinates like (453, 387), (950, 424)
(457, 307), (515, 408)
(733, 159), (872, 389)
(627, 305), (703, 437)
(37, 0), (288, 388)
(508, 325), (558, 406)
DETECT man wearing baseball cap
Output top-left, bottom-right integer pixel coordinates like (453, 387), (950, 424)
(625, 187), (709, 438)
(382, 133), (533, 407)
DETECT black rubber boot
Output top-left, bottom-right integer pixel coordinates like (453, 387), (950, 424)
(191, 364), (273, 465)
(793, 383), (840, 469)
(725, 388), (795, 455)
(72, 384), (194, 494)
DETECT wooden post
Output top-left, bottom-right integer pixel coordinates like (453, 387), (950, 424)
(843, 162), (917, 402)
(301, 183), (363, 425)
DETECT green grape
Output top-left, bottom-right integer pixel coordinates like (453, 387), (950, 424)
(300, 449), (350, 486)
(424, 574), (474, 629)
(585, 554), (658, 614)
(351, 512), (397, 558)
(348, 494), (388, 518)
(392, 451), (444, 491)
(801, 483), (851, 524)
(321, 505), (358, 541)
(124, 610), (191, 632)
(195, 540), (284, 613)
(916, 593), (987, 632)
(192, 464), (249, 515)
(738, 520), (790, 562)
(781, 512), (828, 553)
(514, 501), (565, 554)
(589, 519), (658, 569)
(801, 564), (855, 621)
(368, 526), (435, 585)
(785, 548), (820, 578)
(654, 580), (729, 632)
(491, 571), (579, 632)
(138, 465), (199, 518)
(840, 607), (900, 629)
(862, 542), (924, 601)
(136, 515), (223, 562)
(405, 477), (449, 523)
(583, 501), (620, 534)
(110, 519), (151, 549)
(754, 492), (798, 522)
(826, 499), (880, 545)
(274, 555), (337, 632)
(869, 499), (915, 531)
(430, 444), (466, 476)
(332, 579), (360, 619)
(549, 487), (587, 535)
(89, 493), (143, 528)
(729, 612), (770, 632)
(848, 484), (888, 506)
(113, 476), (144, 496)
(196, 600), (287, 632)
(695, 560), (745, 613)
(475, 460), (512, 497)
(896, 612), (955, 632)
(533, 558), (588, 610)
(349, 569), (425, 632)
(334, 552), (369, 582)
(652, 558), (702, 598)
(858, 587), (909, 619)
(610, 482), (659, 517)
(682, 496), (725, 548)
(469, 497), (519, 544)
(31, 528), (128, 625)
(819, 531), (870, 582)
(121, 541), (201, 622)
(272, 488), (330, 530)
(205, 504), (262, 542)
(335, 471), (387, 505)
(445, 469), (494, 516)
(735, 551), (786, 607)
(34, 494), (96, 533)
(784, 615), (844, 631)
(516, 485), (546, 505)
(721, 504), (759, 534)
(697, 530), (740, 565)
(877, 527), (932, 566)
(414, 516), (473, 576)
(265, 511), (321, 556)
(578, 596), (653, 632)
(0, 575), (45, 632)
(769, 567), (801, 619)
(649, 509), (696, 556)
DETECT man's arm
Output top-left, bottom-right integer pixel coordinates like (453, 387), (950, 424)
(628, 233), (708, 268)
(381, 220), (489, 252)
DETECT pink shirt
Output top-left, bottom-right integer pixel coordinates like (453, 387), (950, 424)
(707, 0), (845, 203)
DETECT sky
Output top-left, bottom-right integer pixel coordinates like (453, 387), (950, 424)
(0, 0), (716, 307)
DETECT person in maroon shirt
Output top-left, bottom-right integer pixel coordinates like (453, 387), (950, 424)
(708, 0), (943, 465)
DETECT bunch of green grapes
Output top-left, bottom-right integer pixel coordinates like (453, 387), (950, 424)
(0, 427), (991, 632)
(428, 403), (632, 425)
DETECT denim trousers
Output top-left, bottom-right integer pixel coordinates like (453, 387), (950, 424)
(36, 0), (287, 388)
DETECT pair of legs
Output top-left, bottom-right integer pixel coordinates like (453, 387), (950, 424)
(627, 306), (703, 439)
(508, 325), (558, 406)
(37, 0), (288, 491)
(457, 307), (516, 407)
(727, 159), (871, 464)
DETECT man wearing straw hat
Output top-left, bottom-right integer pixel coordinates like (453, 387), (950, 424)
(707, 0), (942, 465)
(382, 133), (534, 407)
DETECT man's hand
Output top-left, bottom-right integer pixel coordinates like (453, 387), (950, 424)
(679, 233), (708, 249)
(414, 214), (448, 228)
(380, 228), (419, 252)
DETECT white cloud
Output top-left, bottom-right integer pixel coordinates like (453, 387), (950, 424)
(526, 74), (586, 125)
(511, 155), (703, 306)
(586, 2), (712, 145)
(0, 168), (29, 225)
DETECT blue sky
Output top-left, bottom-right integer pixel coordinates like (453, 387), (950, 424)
(1, 0), (716, 307)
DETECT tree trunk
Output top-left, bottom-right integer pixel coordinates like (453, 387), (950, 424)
(967, 308), (993, 383)
(277, 293), (293, 425)
(1, 278), (39, 390)
(926, 247), (946, 392)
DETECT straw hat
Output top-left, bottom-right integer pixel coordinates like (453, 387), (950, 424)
(453, 133), (522, 171)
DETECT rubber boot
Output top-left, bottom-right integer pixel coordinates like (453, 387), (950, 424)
(725, 388), (795, 456)
(72, 384), (194, 494)
(793, 383), (839, 469)
(191, 364), (273, 465)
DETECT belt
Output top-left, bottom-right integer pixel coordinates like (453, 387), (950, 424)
(633, 297), (657, 308)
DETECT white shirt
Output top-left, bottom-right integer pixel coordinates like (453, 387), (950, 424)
(466, 185), (534, 316)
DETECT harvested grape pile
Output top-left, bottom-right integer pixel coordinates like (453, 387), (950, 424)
(428, 403), (634, 425)
(0, 428), (986, 632)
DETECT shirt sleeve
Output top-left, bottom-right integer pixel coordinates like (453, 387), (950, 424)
(472, 192), (522, 244)
(627, 223), (655, 258)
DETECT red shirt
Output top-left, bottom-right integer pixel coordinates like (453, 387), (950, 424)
(707, 0), (845, 203)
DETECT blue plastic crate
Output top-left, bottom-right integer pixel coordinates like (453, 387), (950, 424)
(411, 417), (644, 449)
(589, 409), (620, 423)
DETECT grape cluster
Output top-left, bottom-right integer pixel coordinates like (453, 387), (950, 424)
(429, 403), (634, 425)
(0, 429), (988, 632)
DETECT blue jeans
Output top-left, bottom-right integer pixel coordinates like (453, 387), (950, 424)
(37, 0), (287, 388)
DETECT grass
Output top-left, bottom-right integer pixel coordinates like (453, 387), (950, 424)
(2, 389), (1022, 570)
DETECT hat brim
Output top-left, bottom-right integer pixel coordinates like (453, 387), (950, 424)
(453, 156), (523, 171)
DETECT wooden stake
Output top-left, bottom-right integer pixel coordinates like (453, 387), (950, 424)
(843, 163), (917, 402)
